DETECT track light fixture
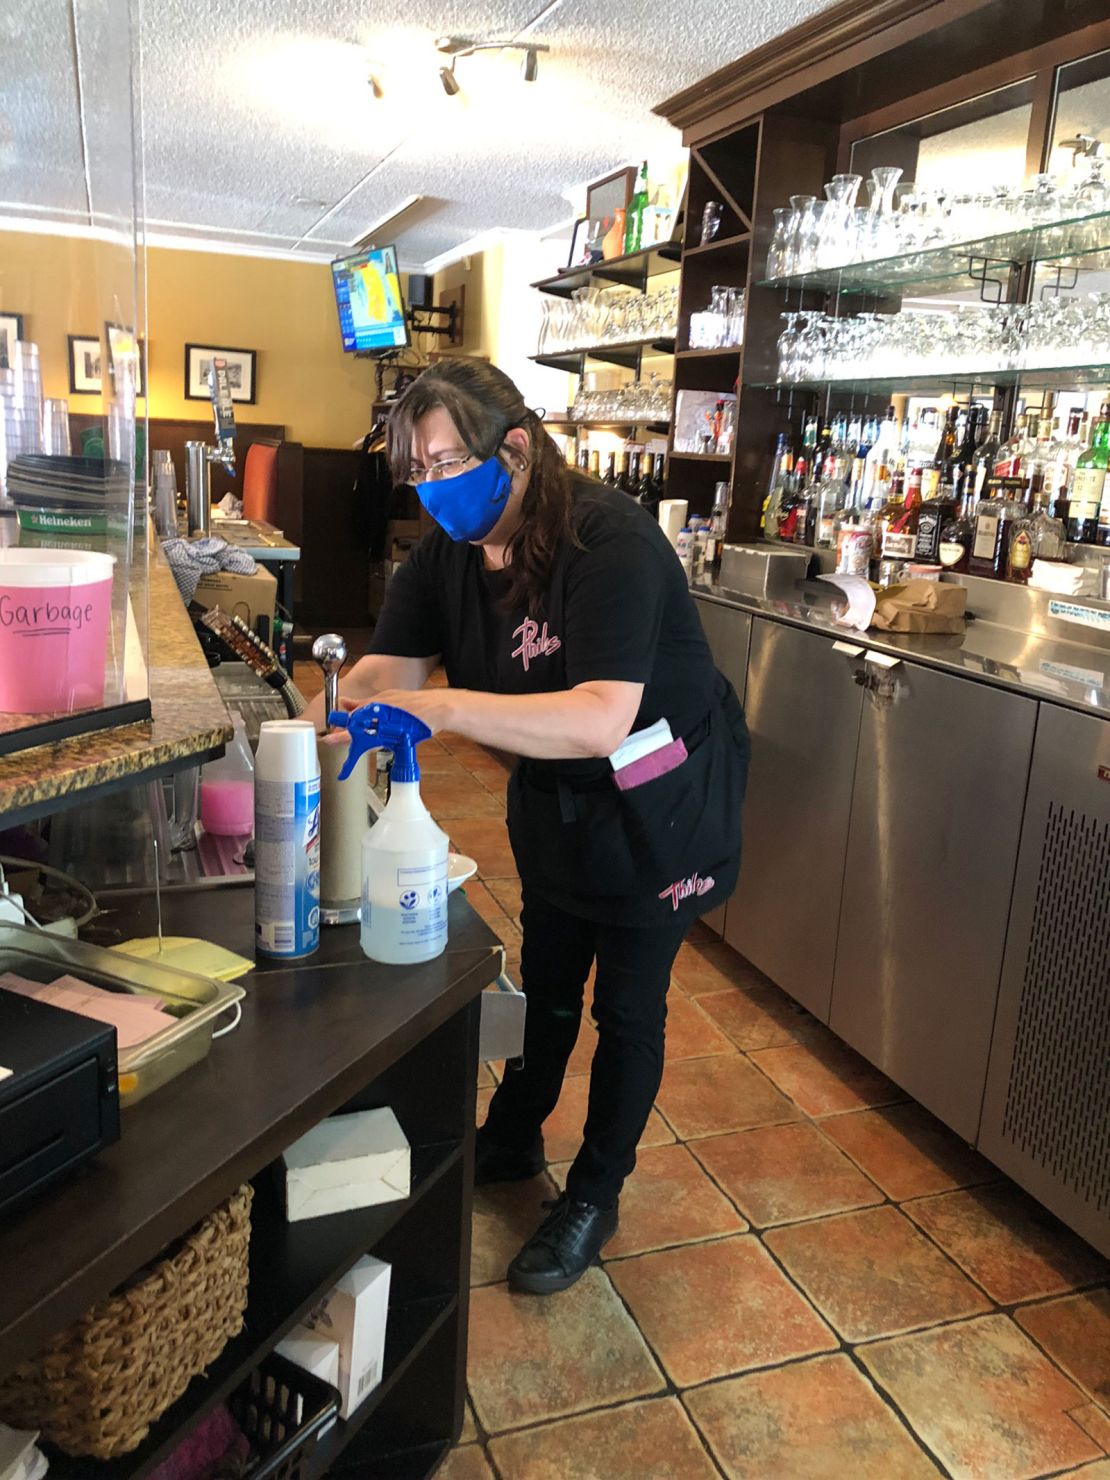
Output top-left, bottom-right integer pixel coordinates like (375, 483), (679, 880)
(434, 35), (549, 91)
(439, 62), (460, 97)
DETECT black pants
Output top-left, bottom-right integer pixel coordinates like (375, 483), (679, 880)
(481, 886), (688, 1208)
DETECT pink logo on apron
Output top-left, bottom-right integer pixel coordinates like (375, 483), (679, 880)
(659, 873), (715, 910)
(511, 617), (561, 671)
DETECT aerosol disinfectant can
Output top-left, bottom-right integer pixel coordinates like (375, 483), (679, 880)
(254, 719), (321, 958)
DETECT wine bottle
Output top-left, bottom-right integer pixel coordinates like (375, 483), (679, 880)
(603, 453), (618, 486)
(624, 160), (650, 255)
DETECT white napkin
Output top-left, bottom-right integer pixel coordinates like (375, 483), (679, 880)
(1028, 560), (1098, 596)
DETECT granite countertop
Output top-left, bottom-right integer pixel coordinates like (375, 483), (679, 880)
(693, 578), (1110, 719)
(0, 535), (231, 825)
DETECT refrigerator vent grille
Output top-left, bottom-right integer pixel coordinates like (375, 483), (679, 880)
(1002, 802), (1110, 1212)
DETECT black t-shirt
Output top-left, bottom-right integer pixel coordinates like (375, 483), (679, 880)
(368, 479), (719, 771)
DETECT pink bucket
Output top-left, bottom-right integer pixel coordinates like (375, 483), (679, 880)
(0, 549), (116, 714)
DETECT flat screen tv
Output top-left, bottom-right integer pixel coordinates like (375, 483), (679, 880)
(331, 246), (410, 355)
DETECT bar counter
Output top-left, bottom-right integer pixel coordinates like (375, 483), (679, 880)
(0, 884), (502, 1479)
(694, 569), (1110, 718)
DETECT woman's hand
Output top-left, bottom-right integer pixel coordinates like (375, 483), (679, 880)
(370, 688), (457, 736)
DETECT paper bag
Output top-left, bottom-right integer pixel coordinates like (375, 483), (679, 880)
(870, 580), (967, 634)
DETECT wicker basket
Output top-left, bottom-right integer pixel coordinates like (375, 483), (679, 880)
(0, 1184), (253, 1459)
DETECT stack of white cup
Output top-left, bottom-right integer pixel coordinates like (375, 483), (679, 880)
(152, 449), (178, 537)
(0, 368), (14, 507)
(10, 342), (43, 455)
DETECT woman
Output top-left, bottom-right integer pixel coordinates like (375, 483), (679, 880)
(322, 358), (749, 1295)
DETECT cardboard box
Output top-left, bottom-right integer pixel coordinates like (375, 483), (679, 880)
(303, 1256), (391, 1419)
(193, 565), (276, 630)
(275, 1323), (341, 1389)
(282, 1106), (410, 1222)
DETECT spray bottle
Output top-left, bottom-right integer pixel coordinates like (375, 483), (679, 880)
(330, 703), (448, 965)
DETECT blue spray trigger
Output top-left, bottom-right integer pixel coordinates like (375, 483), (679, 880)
(328, 703), (433, 784)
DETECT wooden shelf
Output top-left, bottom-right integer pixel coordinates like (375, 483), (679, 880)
(532, 242), (682, 298)
(531, 339), (676, 375)
(683, 232), (752, 258)
(676, 346), (743, 360)
(669, 451), (734, 463)
(544, 413), (670, 434)
(46, 1142), (464, 1480)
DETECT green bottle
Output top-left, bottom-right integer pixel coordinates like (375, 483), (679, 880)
(624, 160), (650, 255)
(1070, 395), (1109, 545)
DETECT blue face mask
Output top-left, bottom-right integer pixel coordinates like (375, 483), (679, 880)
(417, 455), (513, 543)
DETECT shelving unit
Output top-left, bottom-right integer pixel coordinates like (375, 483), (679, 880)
(0, 883), (496, 1480)
(654, 0), (1110, 542)
(45, 1143), (463, 1480)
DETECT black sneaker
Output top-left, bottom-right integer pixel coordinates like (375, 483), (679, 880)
(507, 1193), (619, 1295)
(474, 1126), (546, 1185)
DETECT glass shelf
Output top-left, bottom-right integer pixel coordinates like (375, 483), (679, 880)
(750, 359), (1110, 396)
(756, 207), (1110, 297)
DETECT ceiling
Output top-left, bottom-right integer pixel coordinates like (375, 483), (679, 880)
(2, 0), (837, 270)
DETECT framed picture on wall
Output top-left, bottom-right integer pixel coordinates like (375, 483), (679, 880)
(68, 334), (103, 395)
(585, 167), (634, 235)
(0, 313), (25, 369)
(105, 323), (146, 398)
(184, 344), (257, 404)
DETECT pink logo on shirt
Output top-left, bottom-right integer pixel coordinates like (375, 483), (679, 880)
(511, 617), (561, 671)
(659, 873), (716, 911)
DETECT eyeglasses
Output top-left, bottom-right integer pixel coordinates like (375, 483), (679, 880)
(408, 454), (475, 485)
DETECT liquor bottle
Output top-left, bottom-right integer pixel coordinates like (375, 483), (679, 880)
(954, 404), (987, 498)
(1007, 489), (1066, 583)
(761, 435), (792, 542)
(624, 450), (642, 497)
(938, 484), (978, 573)
(774, 470), (805, 543)
(1043, 409), (1081, 515)
(637, 452), (655, 500)
(800, 415), (819, 473)
(708, 483), (728, 577)
(1069, 396), (1110, 545)
(603, 452), (618, 486)
(968, 477), (1028, 578)
(624, 160), (650, 255)
(915, 468), (958, 563)
(878, 466), (921, 562)
(814, 452), (846, 549)
(811, 418), (833, 484)
(651, 454), (666, 505)
(970, 409), (1002, 500)
(861, 405), (898, 505)
(921, 406), (959, 503)
(994, 414), (1028, 478)
(589, 450), (601, 480)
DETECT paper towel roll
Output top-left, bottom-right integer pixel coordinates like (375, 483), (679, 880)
(318, 739), (368, 924)
(659, 499), (689, 548)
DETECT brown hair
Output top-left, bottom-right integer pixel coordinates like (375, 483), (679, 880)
(386, 358), (579, 617)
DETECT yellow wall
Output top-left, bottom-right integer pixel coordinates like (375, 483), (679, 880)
(431, 242), (503, 359)
(0, 230), (411, 447)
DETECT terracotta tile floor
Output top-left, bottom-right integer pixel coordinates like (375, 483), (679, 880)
(292, 684), (1110, 1479)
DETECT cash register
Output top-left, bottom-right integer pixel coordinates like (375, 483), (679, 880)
(0, 988), (120, 1217)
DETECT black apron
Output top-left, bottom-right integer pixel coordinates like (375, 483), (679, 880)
(440, 545), (751, 928)
(508, 670), (750, 927)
